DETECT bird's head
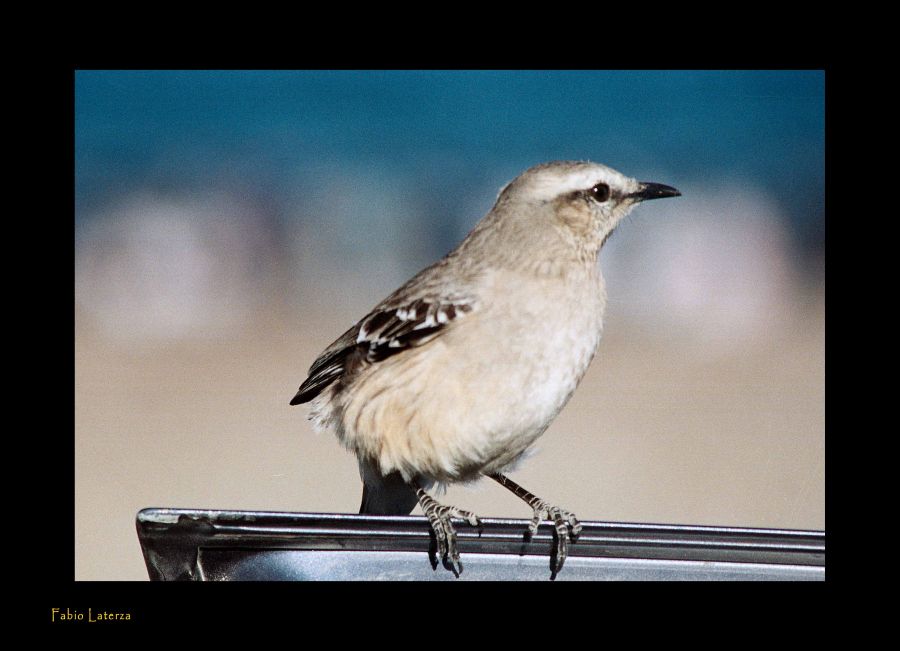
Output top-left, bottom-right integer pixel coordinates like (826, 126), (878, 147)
(487, 160), (680, 265)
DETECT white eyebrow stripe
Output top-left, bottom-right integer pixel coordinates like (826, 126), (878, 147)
(522, 168), (637, 202)
(526, 171), (604, 200)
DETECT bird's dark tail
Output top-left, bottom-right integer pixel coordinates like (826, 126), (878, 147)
(358, 470), (419, 515)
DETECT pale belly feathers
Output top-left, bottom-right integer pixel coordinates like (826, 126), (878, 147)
(327, 267), (607, 483)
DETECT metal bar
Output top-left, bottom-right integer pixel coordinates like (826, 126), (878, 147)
(136, 508), (825, 581)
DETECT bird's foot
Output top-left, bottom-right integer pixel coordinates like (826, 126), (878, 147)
(527, 500), (582, 578)
(487, 473), (581, 579)
(416, 488), (481, 577)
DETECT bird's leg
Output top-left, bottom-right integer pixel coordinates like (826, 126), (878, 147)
(414, 484), (481, 577)
(488, 473), (581, 577)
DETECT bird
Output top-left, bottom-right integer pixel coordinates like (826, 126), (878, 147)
(290, 160), (680, 578)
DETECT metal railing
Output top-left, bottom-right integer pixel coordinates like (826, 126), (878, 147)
(136, 508), (825, 581)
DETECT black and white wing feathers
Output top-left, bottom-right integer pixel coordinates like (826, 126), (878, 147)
(290, 297), (473, 405)
(357, 298), (473, 361)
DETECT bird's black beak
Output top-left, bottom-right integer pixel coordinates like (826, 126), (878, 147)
(629, 182), (681, 202)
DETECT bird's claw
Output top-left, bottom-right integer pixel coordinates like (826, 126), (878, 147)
(418, 492), (481, 577)
(527, 500), (581, 577)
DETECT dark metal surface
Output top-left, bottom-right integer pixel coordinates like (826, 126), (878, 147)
(136, 508), (825, 581)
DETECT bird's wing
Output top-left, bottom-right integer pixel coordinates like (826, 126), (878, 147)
(290, 296), (474, 405)
(357, 297), (474, 361)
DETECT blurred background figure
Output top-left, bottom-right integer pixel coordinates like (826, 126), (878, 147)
(75, 70), (824, 580)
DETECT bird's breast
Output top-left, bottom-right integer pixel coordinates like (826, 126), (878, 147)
(333, 266), (607, 482)
(442, 267), (606, 471)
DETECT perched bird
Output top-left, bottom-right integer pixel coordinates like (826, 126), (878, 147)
(291, 160), (680, 577)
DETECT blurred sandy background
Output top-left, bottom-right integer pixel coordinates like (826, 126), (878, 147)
(75, 71), (824, 580)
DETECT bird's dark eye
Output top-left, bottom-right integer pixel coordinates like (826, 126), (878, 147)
(590, 183), (610, 202)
